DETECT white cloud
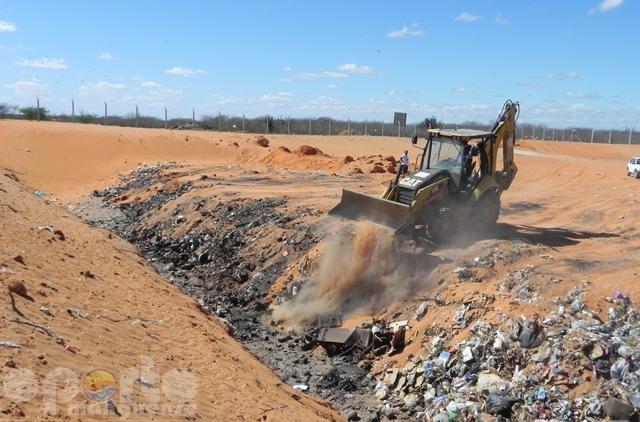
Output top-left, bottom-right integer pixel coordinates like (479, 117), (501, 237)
(495, 13), (509, 25)
(328, 84), (337, 89)
(290, 63), (374, 81)
(565, 91), (601, 100)
(165, 67), (206, 77)
(546, 71), (579, 80)
(14, 57), (68, 69)
(97, 52), (113, 60)
(3, 79), (50, 97)
(259, 91), (295, 105)
(79, 81), (126, 97)
(283, 66), (292, 72)
(0, 44), (24, 52)
(451, 86), (471, 94)
(0, 21), (16, 32)
(511, 80), (539, 88)
(141, 81), (162, 88)
(455, 13), (481, 23)
(122, 89), (184, 106)
(387, 24), (424, 38)
(337, 63), (373, 75)
(589, 0), (624, 14)
(296, 70), (349, 80)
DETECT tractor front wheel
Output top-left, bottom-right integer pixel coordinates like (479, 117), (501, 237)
(427, 209), (454, 244)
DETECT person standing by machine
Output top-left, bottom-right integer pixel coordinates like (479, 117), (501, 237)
(399, 150), (409, 174)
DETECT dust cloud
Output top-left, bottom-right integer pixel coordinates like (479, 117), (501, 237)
(272, 223), (439, 326)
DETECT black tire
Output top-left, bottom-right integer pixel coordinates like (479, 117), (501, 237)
(635, 171), (640, 179)
(427, 209), (454, 244)
(473, 190), (501, 227)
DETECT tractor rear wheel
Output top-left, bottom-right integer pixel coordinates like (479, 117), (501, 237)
(473, 190), (501, 227)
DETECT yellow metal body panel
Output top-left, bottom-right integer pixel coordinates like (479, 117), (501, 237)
(471, 176), (500, 201)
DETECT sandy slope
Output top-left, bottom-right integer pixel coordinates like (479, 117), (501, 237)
(0, 124), (340, 420)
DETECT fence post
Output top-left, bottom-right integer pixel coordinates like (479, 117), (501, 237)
(192, 108), (195, 126)
(218, 112), (221, 131)
(328, 118), (331, 135)
(520, 126), (524, 139)
(608, 129), (612, 144)
(71, 99), (75, 122)
(135, 105), (139, 127)
(265, 116), (269, 135)
(629, 128), (633, 145)
(532, 126), (535, 139)
(381, 121), (384, 137)
(414, 124), (417, 135)
(104, 101), (108, 125)
(562, 129), (565, 141)
(242, 114), (245, 132)
(36, 97), (40, 121)
(347, 119), (350, 135)
(542, 127), (545, 140)
(365, 119), (368, 136)
(552, 128), (555, 141)
(164, 107), (167, 129)
(590, 129), (594, 143)
(287, 119), (290, 135)
(308, 117), (311, 135)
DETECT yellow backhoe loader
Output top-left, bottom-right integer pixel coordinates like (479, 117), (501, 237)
(329, 100), (519, 243)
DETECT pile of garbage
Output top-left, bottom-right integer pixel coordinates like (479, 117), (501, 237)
(299, 316), (408, 359)
(372, 288), (639, 421)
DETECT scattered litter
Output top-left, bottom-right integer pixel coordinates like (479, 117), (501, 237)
(67, 308), (90, 319)
(136, 377), (154, 388)
(414, 301), (428, 320)
(39, 282), (58, 291)
(8, 281), (34, 301)
(39, 306), (52, 317)
(292, 384), (308, 392)
(80, 270), (96, 279)
(0, 266), (15, 275)
(12, 255), (26, 266)
(64, 345), (78, 354)
(0, 341), (21, 349)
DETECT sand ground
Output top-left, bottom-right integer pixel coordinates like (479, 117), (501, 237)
(1, 119), (639, 419)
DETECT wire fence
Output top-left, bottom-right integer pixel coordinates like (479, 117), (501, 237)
(1, 98), (638, 144)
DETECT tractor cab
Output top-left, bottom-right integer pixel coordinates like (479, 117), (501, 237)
(413, 129), (495, 194)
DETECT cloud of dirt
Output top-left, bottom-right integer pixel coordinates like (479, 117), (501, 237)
(272, 223), (439, 327)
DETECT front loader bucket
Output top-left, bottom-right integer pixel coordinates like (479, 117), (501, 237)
(329, 189), (411, 231)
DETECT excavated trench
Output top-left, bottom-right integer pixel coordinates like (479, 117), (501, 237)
(72, 164), (395, 421)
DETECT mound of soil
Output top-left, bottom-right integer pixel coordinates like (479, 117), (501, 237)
(297, 145), (324, 156)
(384, 155), (396, 163)
(385, 163), (396, 174)
(344, 155), (354, 163)
(350, 167), (363, 175)
(255, 136), (270, 147)
(279, 146), (291, 153)
(370, 165), (386, 174)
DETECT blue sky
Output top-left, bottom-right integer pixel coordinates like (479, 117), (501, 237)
(0, 0), (637, 128)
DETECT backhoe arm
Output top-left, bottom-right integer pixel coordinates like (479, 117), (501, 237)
(491, 100), (519, 192)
